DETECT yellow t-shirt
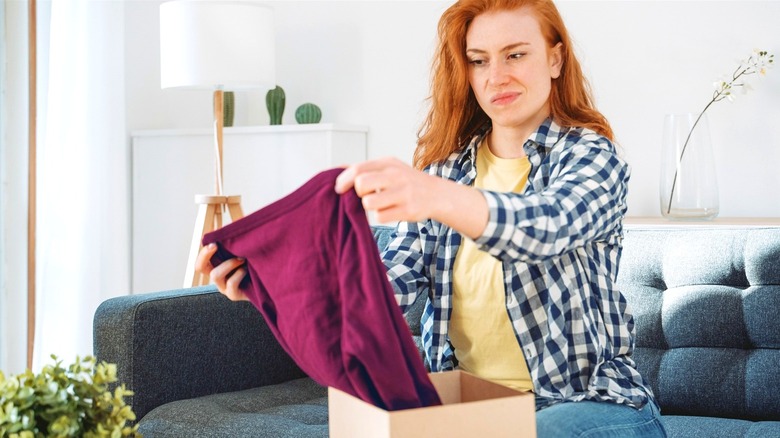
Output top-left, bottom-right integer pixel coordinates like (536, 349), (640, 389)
(449, 140), (533, 391)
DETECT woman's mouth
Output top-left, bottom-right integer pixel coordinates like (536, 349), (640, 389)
(491, 92), (520, 105)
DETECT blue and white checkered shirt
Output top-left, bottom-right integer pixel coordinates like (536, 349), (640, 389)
(382, 118), (653, 409)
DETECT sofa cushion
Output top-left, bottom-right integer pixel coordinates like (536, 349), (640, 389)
(138, 377), (328, 437)
(662, 415), (780, 438)
(619, 228), (780, 421)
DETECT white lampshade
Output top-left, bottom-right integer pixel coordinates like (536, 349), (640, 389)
(160, 0), (276, 90)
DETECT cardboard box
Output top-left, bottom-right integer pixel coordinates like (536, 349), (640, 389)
(328, 370), (536, 438)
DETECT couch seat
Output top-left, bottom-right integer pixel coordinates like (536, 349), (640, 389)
(138, 378), (328, 437)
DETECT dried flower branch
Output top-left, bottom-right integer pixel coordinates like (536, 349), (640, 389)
(665, 49), (774, 215)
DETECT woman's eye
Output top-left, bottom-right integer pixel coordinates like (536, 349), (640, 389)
(468, 59), (486, 66)
(509, 52), (526, 60)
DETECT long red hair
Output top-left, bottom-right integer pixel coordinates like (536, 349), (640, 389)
(415, 0), (613, 169)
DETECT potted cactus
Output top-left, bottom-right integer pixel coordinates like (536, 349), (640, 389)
(223, 91), (235, 127)
(295, 103), (322, 124)
(265, 86), (285, 125)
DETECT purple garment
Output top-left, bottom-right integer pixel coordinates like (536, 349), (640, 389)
(202, 168), (441, 411)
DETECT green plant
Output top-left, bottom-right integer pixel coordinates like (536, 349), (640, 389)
(295, 103), (322, 124)
(0, 355), (139, 438)
(665, 49), (774, 215)
(266, 86), (285, 125)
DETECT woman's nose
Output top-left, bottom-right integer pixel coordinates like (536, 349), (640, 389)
(488, 61), (510, 86)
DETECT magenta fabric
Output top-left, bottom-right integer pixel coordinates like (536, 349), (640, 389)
(202, 168), (441, 411)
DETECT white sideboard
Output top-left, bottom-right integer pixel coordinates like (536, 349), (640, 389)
(624, 217), (780, 228)
(131, 124), (368, 294)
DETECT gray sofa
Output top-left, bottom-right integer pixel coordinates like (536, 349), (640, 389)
(94, 225), (780, 437)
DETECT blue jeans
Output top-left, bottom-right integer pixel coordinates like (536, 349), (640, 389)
(535, 398), (667, 438)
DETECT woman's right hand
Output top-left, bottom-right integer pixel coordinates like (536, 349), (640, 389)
(195, 243), (250, 302)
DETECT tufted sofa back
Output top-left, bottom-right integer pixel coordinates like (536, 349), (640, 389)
(374, 225), (780, 421)
(618, 227), (780, 421)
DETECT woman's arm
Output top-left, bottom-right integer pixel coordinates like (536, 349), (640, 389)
(335, 139), (629, 264)
(474, 141), (630, 262)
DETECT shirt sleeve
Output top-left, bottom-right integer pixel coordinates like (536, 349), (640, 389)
(473, 138), (630, 263)
(381, 220), (433, 314)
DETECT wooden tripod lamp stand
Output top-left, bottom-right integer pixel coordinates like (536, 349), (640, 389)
(159, 0), (276, 287)
(182, 91), (245, 287)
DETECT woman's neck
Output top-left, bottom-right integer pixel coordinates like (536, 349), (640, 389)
(487, 127), (529, 159)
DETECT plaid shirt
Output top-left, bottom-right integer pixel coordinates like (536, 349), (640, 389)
(382, 118), (654, 409)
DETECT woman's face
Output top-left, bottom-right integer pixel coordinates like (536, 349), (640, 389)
(466, 7), (562, 135)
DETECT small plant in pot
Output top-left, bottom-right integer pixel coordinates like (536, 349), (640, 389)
(0, 355), (139, 437)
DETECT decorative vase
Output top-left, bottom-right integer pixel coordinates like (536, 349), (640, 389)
(266, 86), (285, 125)
(223, 91), (235, 127)
(659, 113), (719, 220)
(295, 103), (322, 124)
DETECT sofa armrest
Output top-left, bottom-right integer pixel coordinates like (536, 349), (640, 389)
(93, 285), (305, 420)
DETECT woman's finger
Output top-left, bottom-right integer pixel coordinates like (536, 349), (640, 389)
(334, 157), (401, 194)
(334, 166), (357, 194)
(224, 267), (249, 301)
(195, 243), (218, 276)
(209, 257), (246, 292)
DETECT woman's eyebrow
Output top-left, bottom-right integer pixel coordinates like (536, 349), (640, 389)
(466, 42), (531, 55)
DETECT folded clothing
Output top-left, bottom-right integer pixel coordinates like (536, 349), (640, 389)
(202, 168), (441, 411)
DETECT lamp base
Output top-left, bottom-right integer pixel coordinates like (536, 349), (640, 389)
(184, 194), (244, 287)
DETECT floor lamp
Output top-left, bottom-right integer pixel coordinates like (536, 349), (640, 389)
(159, 0), (276, 287)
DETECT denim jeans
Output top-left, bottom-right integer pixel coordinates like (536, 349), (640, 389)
(535, 398), (667, 438)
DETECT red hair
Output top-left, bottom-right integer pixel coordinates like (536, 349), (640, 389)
(415, 0), (613, 169)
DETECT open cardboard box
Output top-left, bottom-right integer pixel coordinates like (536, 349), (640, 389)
(329, 370), (536, 438)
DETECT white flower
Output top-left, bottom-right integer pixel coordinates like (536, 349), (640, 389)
(710, 50), (773, 103)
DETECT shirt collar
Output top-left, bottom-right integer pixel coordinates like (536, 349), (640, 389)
(526, 117), (568, 152)
(457, 117), (568, 166)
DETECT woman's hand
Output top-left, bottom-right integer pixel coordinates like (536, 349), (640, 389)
(195, 243), (250, 302)
(335, 157), (442, 223)
(335, 157), (489, 239)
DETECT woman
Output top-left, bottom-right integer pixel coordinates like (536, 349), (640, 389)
(198, 0), (666, 435)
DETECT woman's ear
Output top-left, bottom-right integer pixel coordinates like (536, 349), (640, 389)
(550, 42), (564, 79)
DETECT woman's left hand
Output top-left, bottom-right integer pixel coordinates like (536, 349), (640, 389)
(335, 157), (440, 224)
(335, 157), (489, 239)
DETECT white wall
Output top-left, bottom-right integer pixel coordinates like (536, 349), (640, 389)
(126, 0), (780, 217)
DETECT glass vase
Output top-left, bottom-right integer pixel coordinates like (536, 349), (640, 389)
(659, 113), (719, 220)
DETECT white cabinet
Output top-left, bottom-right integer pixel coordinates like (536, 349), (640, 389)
(131, 124), (368, 294)
(624, 217), (780, 228)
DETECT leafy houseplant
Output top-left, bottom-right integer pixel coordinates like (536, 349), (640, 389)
(0, 356), (139, 438)
(664, 49), (774, 216)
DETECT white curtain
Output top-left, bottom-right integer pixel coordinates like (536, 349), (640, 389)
(1, 0), (32, 374)
(34, 0), (129, 368)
